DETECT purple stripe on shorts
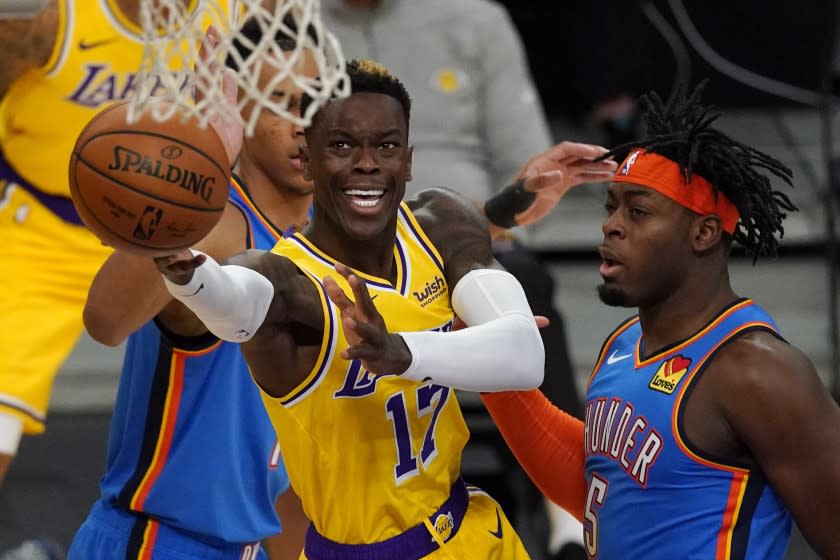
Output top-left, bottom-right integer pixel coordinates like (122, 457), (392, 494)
(304, 477), (468, 560)
(0, 152), (83, 226)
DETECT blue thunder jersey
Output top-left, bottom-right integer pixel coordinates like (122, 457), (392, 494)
(99, 177), (289, 543)
(584, 299), (792, 559)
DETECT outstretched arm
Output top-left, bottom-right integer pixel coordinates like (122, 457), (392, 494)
(84, 202), (248, 345)
(482, 141), (616, 239)
(481, 390), (586, 520)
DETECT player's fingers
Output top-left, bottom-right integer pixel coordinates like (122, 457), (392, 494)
(346, 272), (379, 318)
(542, 142), (610, 162)
(194, 26), (221, 105)
(524, 170), (565, 192)
(349, 320), (384, 345)
(535, 315), (550, 329)
(323, 276), (355, 312)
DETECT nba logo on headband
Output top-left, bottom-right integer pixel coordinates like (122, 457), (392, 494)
(619, 150), (641, 176)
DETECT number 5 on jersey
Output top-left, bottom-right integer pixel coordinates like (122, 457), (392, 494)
(584, 473), (609, 557)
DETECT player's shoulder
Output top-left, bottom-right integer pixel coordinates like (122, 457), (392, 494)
(709, 330), (818, 395)
(406, 186), (487, 232)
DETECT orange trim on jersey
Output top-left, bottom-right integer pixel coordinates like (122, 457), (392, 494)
(715, 472), (749, 560)
(43, 0), (70, 75)
(136, 518), (160, 560)
(174, 339), (223, 357)
(671, 320), (778, 473)
(635, 300), (754, 368)
(230, 176), (285, 241)
(128, 352), (186, 511)
(587, 317), (640, 386)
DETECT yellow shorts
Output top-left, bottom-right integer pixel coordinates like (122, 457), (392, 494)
(301, 485), (530, 560)
(0, 181), (111, 434)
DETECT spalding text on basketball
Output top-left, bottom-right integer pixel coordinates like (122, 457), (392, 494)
(108, 145), (216, 204)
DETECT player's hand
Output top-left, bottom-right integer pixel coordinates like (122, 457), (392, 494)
(323, 263), (413, 375)
(153, 249), (206, 286)
(513, 141), (617, 227)
(196, 25), (242, 167)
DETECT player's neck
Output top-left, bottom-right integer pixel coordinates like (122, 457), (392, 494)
(236, 166), (311, 230)
(637, 275), (738, 358)
(305, 213), (399, 282)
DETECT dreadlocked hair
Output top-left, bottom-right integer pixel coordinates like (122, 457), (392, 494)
(301, 59), (412, 132)
(601, 82), (798, 260)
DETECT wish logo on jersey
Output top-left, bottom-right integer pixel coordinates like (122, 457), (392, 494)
(648, 355), (692, 395)
(413, 276), (446, 307)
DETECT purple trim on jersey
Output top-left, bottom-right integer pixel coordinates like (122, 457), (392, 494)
(398, 206), (444, 276)
(280, 277), (336, 406)
(288, 234), (396, 291)
(0, 152), (83, 225)
(395, 238), (409, 295)
(304, 478), (468, 560)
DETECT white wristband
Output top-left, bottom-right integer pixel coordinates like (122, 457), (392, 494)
(163, 250), (274, 342)
(398, 268), (544, 392)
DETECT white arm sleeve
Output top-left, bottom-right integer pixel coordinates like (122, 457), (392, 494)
(162, 250), (274, 342)
(398, 268), (544, 392)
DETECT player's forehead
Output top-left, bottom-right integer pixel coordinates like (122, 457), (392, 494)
(319, 92), (406, 134)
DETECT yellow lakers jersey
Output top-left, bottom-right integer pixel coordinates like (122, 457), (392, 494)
(261, 203), (471, 545)
(0, 0), (233, 196)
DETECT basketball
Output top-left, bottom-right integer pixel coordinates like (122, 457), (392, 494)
(69, 101), (229, 257)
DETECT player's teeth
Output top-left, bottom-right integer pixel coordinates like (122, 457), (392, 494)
(352, 199), (380, 208)
(345, 189), (384, 197)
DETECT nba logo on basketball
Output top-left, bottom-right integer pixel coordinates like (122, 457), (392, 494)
(619, 150), (641, 175)
(648, 354), (692, 394)
(134, 206), (164, 240)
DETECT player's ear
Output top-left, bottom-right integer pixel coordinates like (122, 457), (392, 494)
(300, 144), (313, 181)
(692, 214), (724, 253)
(405, 145), (413, 182)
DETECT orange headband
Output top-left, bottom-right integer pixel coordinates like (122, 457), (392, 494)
(614, 149), (740, 234)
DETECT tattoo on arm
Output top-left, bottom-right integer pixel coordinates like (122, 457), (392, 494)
(408, 187), (499, 287)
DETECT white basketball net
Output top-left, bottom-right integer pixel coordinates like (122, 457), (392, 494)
(127, 0), (350, 135)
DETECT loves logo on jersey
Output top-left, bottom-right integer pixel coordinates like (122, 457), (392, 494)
(648, 354), (692, 394)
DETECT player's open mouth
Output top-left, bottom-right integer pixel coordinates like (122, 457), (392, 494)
(599, 258), (623, 278)
(598, 246), (624, 279)
(343, 189), (386, 209)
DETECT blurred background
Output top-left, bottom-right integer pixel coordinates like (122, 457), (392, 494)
(2, 1), (838, 558)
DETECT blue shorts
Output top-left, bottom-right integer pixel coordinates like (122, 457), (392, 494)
(69, 500), (267, 560)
